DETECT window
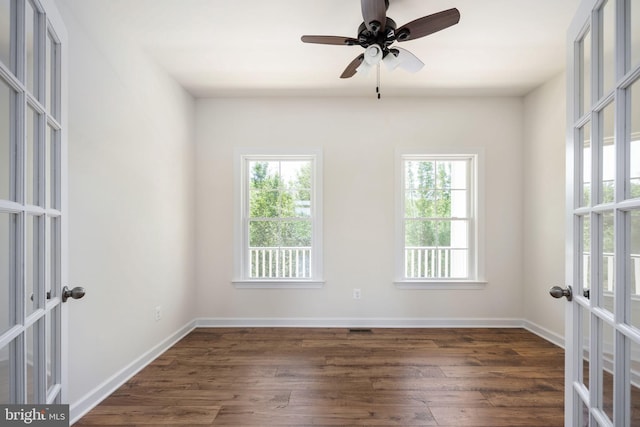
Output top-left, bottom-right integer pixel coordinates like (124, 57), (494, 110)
(234, 149), (323, 288)
(395, 151), (485, 288)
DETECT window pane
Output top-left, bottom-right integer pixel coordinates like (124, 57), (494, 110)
(581, 307), (591, 389)
(0, 340), (9, 403)
(581, 28), (592, 117)
(632, 0), (640, 71)
(601, 212), (615, 308)
(0, 212), (15, 336)
(581, 122), (592, 207)
(448, 249), (469, 278)
(449, 220), (469, 248)
(0, 77), (13, 201)
(249, 190), (279, 218)
(601, 103), (615, 204)
(46, 307), (58, 391)
(405, 220), (437, 247)
(450, 190), (468, 218)
(630, 340), (640, 426)
(601, 0), (615, 96)
(600, 321), (614, 423)
(47, 34), (60, 120)
(582, 215), (591, 297)
(46, 216), (59, 297)
(280, 161), (310, 190)
(630, 211), (640, 330)
(26, 106), (37, 206)
(0, 0), (9, 70)
(281, 220), (311, 247)
(249, 161), (280, 189)
(405, 160), (434, 190)
(630, 79), (640, 199)
(405, 189), (436, 218)
(26, 215), (42, 315)
(45, 125), (58, 209)
(280, 190), (310, 219)
(436, 161), (452, 189)
(249, 220), (279, 248)
(25, 0), (35, 93)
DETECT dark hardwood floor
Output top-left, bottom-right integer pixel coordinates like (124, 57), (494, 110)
(74, 328), (568, 426)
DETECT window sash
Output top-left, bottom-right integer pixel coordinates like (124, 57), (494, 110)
(397, 153), (480, 284)
(234, 150), (323, 286)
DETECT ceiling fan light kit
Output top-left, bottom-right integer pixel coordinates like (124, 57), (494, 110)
(301, 0), (460, 97)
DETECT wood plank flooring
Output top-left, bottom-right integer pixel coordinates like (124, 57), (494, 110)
(74, 328), (568, 426)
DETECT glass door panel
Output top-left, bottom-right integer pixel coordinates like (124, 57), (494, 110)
(568, 0), (640, 425)
(631, 210), (640, 330)
(632, 0), (640, 70)
(0, 0), (10, 69)
(600, 103), (615, 204)
(599, 320), (615, 422)
(581, 123), (592, 206)
(601, 0), (615, 96)
(630, 79), (640, 200)
(0, 78), (14, 201)
(600, 211), (615, 311)
(0, 0), (65, 407)
(581, 29), (592, 117)
(0, 212), (15, 336)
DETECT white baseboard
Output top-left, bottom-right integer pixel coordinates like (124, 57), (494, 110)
(69, 316), (564, 425)
(194, 317), (526, 328)
(69, 320), (196, 425)
(522, 320), (565, 348)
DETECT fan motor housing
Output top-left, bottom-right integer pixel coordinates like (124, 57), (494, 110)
(357, 17), (397, 50)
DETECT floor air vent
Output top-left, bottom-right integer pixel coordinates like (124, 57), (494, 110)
(349, 328), (373, 333)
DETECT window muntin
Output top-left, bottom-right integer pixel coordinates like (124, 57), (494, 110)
(399, 154), (479, 283)
(235, 150), (322, 286)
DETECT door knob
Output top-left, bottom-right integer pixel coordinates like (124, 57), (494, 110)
(62, 286), (86, 303)
(549, 285), (572, 301)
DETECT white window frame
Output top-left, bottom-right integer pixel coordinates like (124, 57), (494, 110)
(394, 149), (486, 289)
(233, 148), (324, 288)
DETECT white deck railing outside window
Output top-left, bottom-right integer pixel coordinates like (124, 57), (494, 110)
(583, 253), (640, 295)
(250, 247), (312, 279)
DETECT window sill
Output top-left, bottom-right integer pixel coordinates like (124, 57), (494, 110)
(394, 280), (487, 290)
(233, 280), (325, 289)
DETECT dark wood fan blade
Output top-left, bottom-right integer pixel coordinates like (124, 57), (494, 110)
(340, 54), (365, 78)
(396, 8), (460, 42)
(361, 0), (387, 33)
(301, 35), (359, 46)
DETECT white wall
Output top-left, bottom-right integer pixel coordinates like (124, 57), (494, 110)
(522, 72), (566, 339)
(56, 0), (196, 408)
(195, 97), (524, 323)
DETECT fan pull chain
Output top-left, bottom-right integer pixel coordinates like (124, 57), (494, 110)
(376, 63), (381, 99)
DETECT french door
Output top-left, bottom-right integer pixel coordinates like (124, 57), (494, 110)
(0, 0), (67, 405)
(566, 0), (640, 425)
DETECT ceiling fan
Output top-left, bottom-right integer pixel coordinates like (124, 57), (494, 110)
(301, 0), (460, 79)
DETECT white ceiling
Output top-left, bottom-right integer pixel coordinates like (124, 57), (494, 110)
(63, 0), (581, 98)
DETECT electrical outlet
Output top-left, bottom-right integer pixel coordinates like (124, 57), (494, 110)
(154, 305), (162, 321)
(353, 288), (361, 300)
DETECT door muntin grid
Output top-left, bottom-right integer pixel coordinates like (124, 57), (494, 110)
(569, 0), (640, 426)
(0, 0), (63, 405)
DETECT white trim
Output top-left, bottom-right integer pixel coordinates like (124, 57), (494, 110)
(232, 280), (325, 289)
(394, 280), (487, 290)
(69, 321), (196, 425)
(522, 320), (566, 349)
(194, 317), (525, 329)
